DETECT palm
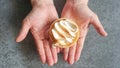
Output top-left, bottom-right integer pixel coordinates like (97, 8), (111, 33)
(16, 5), (58, 66)
(29, 6), (58, 40)
(61, 3), (107, 64)
(62, 4), (95, 37)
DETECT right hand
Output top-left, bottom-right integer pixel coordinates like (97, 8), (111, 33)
(61, 0), (108, 64)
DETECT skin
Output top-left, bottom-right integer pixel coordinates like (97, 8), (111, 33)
(61, 0), (108, 65)
(16, 0), (58, 66)
(16, 0), (108, 66)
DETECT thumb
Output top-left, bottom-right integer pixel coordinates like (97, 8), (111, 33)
(16, 19), (31, 42)
(61, 9), (68, 18)
(91, 15), (108, 37)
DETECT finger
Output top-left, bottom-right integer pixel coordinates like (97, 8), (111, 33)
(49, 39), (58, 63)
(63, 48), (69, 61)
(31, 32), (46, 63)
(57, 47), (60, 53)
(75, 37), (86, 62)
(44, 40), (54, 66)
(49, 39), (58, 64)
(68, 44), (77, 65)
(91, 15), (108, 36)
(51, 46), (58, 64)
(60, 48), (63, 53)
(31, 32), (46, 64)
(16, 19), (31, 42)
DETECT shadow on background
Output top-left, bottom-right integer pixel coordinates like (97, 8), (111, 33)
(54, 0), (66, 17)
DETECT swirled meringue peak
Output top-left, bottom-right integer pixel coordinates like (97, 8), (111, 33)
(49, 18), (79, 48)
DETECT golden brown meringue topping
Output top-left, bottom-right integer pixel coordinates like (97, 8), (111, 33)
(49, 18), (79, 48)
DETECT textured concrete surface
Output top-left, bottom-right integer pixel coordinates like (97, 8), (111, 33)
(0, 0), (120, 68)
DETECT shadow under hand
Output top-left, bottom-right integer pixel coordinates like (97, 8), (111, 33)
(54, 0), (66, 17)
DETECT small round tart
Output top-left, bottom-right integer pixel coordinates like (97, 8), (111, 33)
(49, 18), (79, 48)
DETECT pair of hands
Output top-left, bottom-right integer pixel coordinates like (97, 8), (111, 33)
(16, 0), (107, 66)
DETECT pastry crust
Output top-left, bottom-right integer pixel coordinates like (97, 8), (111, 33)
(49, 18), (79, 48)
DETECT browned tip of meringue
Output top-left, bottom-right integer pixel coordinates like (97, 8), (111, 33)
(49, 18), (79, 48)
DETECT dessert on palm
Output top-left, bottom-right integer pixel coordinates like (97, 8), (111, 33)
(49, 18), (79, 48)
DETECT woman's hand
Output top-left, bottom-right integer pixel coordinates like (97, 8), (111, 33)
(16, 0), (58, 66)
(61, 0), (108, 65)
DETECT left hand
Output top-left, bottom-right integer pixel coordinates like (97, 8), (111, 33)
(61, 1), (108, 64)
(16, 3), (58, 66)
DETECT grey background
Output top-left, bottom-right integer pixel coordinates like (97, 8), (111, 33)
(0, 0), (120, 68)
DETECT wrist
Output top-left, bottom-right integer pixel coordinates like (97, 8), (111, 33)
(66, 0), (88, 6)
(31, 0), (54, 8)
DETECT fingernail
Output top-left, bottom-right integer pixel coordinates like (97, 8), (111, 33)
(42, 61), (45, 64)
(75, 58), (78, 62)
(48, 60), (54, 66)
(54, 59), (57, 64)
(104, 33), (108, 36)
(64, 57), (67, 61)
(41, 60), (46, 64)
(48, 63), (54, 66)
(15, 38), (20, 42)
(68, 60), (74, 65)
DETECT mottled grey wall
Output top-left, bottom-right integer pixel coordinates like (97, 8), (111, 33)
(0, 0), (120, 68)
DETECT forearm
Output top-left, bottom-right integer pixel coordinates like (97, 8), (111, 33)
(66, 0), (88, 5)
(31, 0), (54, 7)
